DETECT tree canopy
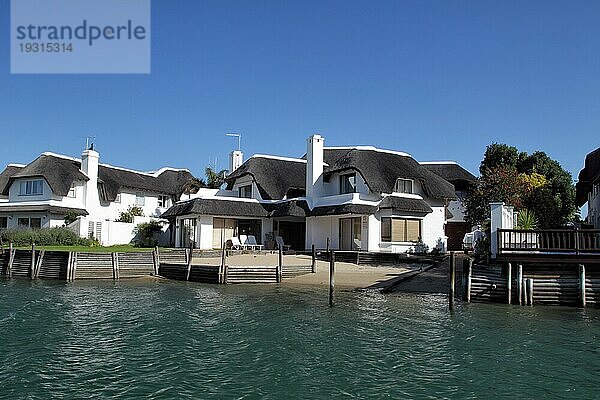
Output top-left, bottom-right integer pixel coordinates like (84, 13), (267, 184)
(183, 166), (228, 194)
(465, 143), (576, 228)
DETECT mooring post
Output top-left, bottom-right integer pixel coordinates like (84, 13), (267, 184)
(449, 251), (456, 310)
(112, 253), (118, 280)
(517, 264), (523, 306)
(277, 246), (283, 283)
(8, 243), (14, 278)
(66, 252), (73, 282)
(186, 247), (193, 281)
(466, 257), (472, 303)
(506, 263), (512, 305)
(579, 264), (586, 307)
(527, 278), (534, 306)
(326, 237), (330, 259)
(30, 243), (36, 279)
(219, 245), (226, 284)
(153, 246), (160, 275)
(329, 250), (335, 306)
(311, 244), (316, 273)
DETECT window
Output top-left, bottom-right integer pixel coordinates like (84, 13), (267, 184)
(0, 217), (7, 229)
(67, 184), (77, 198)
(238, 185), (252, 198)
(114, 193), (121, 203)
(381, 218), (421, 242)
(135, 193), (145, 206)
(158, 195), (170, 208)
(16, 217), (42, 229)
(340, 173), (356, 194)
(394, 178), (413, 194)
(19, 180), (44, 196)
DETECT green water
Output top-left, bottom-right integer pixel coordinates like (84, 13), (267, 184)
(1, 279), (599, 399)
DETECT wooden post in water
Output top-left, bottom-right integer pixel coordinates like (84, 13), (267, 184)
(219, 244), (226, 284)
(506, 263), (512, 305)
(326, 238), (330, 259)
(466, 257), (472, 303)
(8, 243), (14, 278)
(30, 243), (35, 279)
(517, 264), (523, 306)
(329, 250), (335, 306)
(277, 246), (283, 283)
(311, 244), (316, 273)
(186, 247), (193, 281)
(112, 253), (118, 280)
(449, 252), (456, 310)
(579, 264), (586, 307)
(66, 252), (73, 282)
(71, 252), (78, 281)
(527, 278), (534, 306)
(153, 246), (160, 275)
(34, 250), (44, 278)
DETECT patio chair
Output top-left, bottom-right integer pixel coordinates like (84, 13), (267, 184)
(353, 238), (362, 250)
(239, 234), (249, 249)
(229, 237), (244, 250)
(246, 235), (264, 251)
(275, 236), (291, 251)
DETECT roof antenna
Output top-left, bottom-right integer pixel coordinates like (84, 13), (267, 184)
(225, 133), (241, 151)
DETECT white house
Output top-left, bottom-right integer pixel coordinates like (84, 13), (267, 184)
(0, 148), (194, 245)
(163, 134), (465, 253)
(576, 147), (600, 228)
(420, 161), (477, 250)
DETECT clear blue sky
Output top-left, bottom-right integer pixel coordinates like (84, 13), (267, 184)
(0, 0), (598, 182)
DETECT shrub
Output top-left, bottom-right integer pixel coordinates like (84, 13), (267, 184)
(133, 220), (164, 247)
(115, 205), (144, 223)
(0, 227), (96, 247)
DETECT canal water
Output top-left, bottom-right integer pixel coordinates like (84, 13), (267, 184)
(1, 278), (599, 399)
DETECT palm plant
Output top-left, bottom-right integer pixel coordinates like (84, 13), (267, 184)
(205, 167), (227, 189)
(182, 177), (207, 194)
(516, 209), (539, 230)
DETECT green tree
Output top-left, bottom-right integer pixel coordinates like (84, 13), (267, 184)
(466, 144), (576, 228)
(183, 177), (207, 194)
(205, 166), (227, 189)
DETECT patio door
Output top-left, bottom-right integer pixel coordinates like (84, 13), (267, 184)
(212, 218), (237, 249)
(339, 217), (362, 250)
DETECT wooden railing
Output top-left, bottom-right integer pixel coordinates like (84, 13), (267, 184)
(498, 229), (600, 254)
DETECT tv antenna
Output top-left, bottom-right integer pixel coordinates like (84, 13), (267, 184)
(85, 135), (96, 150)
(225, 133), (241, 151)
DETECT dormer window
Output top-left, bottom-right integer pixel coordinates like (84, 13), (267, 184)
(394, 178), (413, 194)
(340, 173), (356, 194)
(158, 195), (170, 208)
(67, 184), (77, 198)
(19, 180), (44, 196)
(239, 185), (252, 198)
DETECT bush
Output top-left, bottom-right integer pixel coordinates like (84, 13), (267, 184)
(115, 205), (144, 223)
(0, 227), (97, 247)
(133, 220), (164, 247)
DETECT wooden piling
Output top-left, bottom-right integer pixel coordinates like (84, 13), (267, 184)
(8, 243), (14, 278)
(326, 238), (330, 258)
(186, 248), (193, 281)
(466, 257), (472, 303)
(449, 251), (456, 310)
(277, 247), (283, 283)
(527, 278), (534, 306)
(219, 245), (226, 284)
(152, 246), (160, 275)
(506, 263), (512, 305)
(517, 264), (523, 306)
(66, 252), (73, 282)
(71, 252), (78, 281)
(30, 243), (36, 279)
(34, 250), (44, 278)
(329, 250), (335, 306)
(579, 264), (586, 307)
(311, 244), (316, 273)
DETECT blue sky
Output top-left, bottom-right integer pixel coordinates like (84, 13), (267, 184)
(0, 0), (598, 184)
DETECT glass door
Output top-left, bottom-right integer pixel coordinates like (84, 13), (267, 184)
(339, 217), (362, 250)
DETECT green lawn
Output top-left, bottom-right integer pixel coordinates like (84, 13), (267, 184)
(8, 245), (155, 253)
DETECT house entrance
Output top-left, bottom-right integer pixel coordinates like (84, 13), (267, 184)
(339, 217), (362, 250)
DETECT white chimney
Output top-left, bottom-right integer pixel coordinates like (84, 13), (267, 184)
(81, 149), (100, 211)
(306, 134), (324, 201)
(229, 150), (243, 174)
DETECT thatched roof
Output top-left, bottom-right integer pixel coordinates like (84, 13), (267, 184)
(421, 162), (477, 190)
(1, 154), (88, 196)
(225, 156), (306, 200)
(378, 196), (433, 214)
(310, 204), (378, 217)
(0, 204), (88, 215)
(266, 200), (310, 217)
(98, 166), (194, 202)
(322, 148), (456, 200)
(0, 153), (194, 201)
(576, 147), (600, 206)
(161, 198), (270, 219)
(0, 165), (25, 196)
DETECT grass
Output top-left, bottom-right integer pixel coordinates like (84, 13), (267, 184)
(6, 245), (155, 253)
